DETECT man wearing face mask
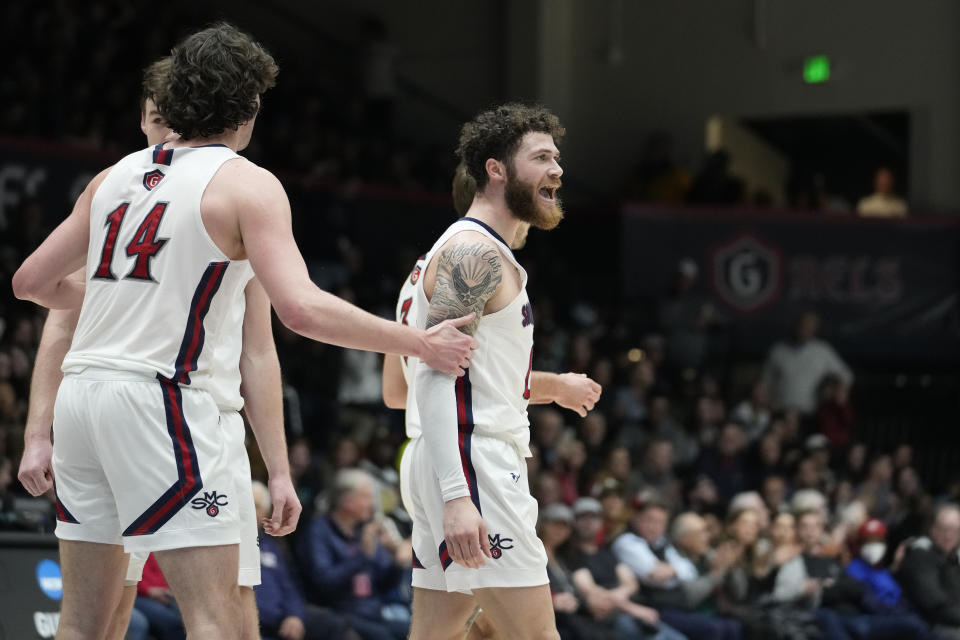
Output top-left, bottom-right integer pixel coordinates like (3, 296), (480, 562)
(844, 519), (931, 639)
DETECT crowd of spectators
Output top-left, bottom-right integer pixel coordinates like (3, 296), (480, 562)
(3, 205), (959, 639)
(0, 3), (954, 639)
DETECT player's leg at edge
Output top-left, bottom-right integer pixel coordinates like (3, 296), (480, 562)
(239, 586), (261, 640)
(56, 541), (128, 639)
(103, 584), (138, 640)
(99, 553), (259, 639)
(472, 585), (558, 640)
(409, 587), (476, 640)
(155, 544), (242, 639)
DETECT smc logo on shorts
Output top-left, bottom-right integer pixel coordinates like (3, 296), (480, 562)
(190, 490), (228, 517)
(487, 533), (514, 559)
(36, 559), (63, 600)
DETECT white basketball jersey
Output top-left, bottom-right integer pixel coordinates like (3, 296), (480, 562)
(395, 254), (426, 438)
(412, 218), (535, 454)
(63, 144), (254, 411)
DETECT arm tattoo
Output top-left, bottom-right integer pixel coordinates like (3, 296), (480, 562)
(426, 241), (503, 335)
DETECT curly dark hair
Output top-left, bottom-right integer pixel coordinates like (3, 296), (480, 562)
(140, 56), (170, 110)
(456, 102), (565, 189)
(157, 23), (278, 140)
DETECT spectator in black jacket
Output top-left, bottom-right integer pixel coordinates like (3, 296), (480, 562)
(898, 503), (960, 639)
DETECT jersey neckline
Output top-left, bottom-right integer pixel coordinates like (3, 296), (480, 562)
(462, 217), (510, 249)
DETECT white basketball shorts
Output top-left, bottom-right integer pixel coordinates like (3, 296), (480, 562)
(53, 369), (243, 554)
(401, 434), (548, 593)
(123, 409), (261, 586)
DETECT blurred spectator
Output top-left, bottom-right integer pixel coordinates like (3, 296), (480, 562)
(593, 446), (645, 498)
(252, 481), (354, 640)
(728, 492), (771, 533)
(856, 455), (895, 522)
(856, 167), (907, 218)
(639, 438), (683, 507)
(566, 497), (686, 640)
(686, 150), (744, 206)
(0, 456), (16, 528)
(299, 469), (408, 640)
(745, 431), (786, 490)
(764, 511), (802, 583)
(731, 382), (771, 443)
(762, 311), (853, 415)
(623, 131), (692, 204)
(539, 503), (610, 640)
(648, 394), (698, 468)
(532, 407), (568, 471)
(760, 475), (789, 515)
(696, 423), (748, 505)
(134, 554), (186, 640)
(657, 259), (718, 375)
(897, 503), (960, 638)
(613, 499), (738, 639)
(614, 360), (657, 428)
(816, 375), (855, 450)
(887, 466), (934, 554)
(844, 519), (930, 637)
(555, 436), (589, 505)
(671, 512), (740, 612)
(685, 474), (722, 516)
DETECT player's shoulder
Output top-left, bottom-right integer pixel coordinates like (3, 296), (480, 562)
(436, 229), (501, 258)
(210, 157), (287, 202)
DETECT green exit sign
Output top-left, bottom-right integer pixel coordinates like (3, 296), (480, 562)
(803, 55), (831, 83)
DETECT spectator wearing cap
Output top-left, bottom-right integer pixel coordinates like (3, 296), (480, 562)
(843, 519), (931, 638)
(565, 497), (687, 640)
(539, 503), (620, 640)
(761, 311), (853, 415)
(614, 499), (740, 639)
(897, 504), (960, 639)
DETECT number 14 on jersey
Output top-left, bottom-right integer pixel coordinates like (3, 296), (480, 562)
(94, 202), (169, 282)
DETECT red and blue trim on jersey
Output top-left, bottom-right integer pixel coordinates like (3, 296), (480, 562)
(122, 377), (202, 536)
(152, 144), (174, 166)
(412, 548), (425, 569)
(169, 261), (229, 385)
(53, 483), (79, 523)
(438, 540), (453, 571)
(455, 370), (481, 515)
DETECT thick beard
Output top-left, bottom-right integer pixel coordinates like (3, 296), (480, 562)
(505, 170), (564, 231)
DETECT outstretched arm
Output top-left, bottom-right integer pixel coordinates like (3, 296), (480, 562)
(19, 305), (81, 496)
(239, 277), (301, 536)
(416, 238), (503, 570)
(231, 162), (475, 376)
(529, 371), (602, 416)
(385, 364), (602, 418)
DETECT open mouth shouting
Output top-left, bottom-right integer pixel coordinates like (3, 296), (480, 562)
(538, 185), (560, 204)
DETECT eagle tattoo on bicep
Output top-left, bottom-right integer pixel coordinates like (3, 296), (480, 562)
(453, 263), (492, 307)
(425, 241), (503, 333)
